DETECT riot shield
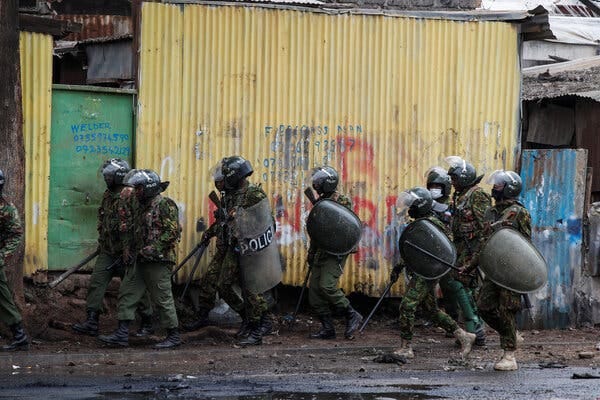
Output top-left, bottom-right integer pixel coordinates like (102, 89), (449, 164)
(479, 227), (548, 293)
(233, 198), (282, 294)
(306, 199), (362, 255)
(398, 218), (456, 280)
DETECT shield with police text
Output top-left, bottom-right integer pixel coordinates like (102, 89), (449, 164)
(306, 199), (362, 256)
(233, 198), (282, 294)
(398, 218), (455, 279)
(479, 227), (548, 293)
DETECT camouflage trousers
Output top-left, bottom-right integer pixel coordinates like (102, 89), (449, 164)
(196, 248), (245, 316)
(477, 279), (521, 351)
(308, 254), (350, 317)
(118, 261), (178, 329)
(399, 275), (458, 341)
(86, 252), (153, 317)
(222, 248), (268, 324)
(439, 271), (483, 333)
(0, 268), (22, 326)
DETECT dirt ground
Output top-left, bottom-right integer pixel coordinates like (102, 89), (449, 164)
(5, 273), (600, 375)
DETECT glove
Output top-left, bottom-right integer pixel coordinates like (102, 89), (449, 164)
(121, 248), (134, 266)
(390, 263), (404, 283)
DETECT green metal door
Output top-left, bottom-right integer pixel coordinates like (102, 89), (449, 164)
(48, 85), (135, 270)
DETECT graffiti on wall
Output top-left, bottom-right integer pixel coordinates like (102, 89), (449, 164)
(262, 123), (405, 272)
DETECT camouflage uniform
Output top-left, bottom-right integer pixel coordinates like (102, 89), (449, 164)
(223, 182), (271, 324)
(438, 185), (491, 334)
(117, 194), (182, 329)
(477, 198), (531, 351)
(196, 215), (244, 316)
(85, 187), (152, 316)
(308, 192), (353, 317)
(0, 197), (24, 326)
(398, 216), (459, 340)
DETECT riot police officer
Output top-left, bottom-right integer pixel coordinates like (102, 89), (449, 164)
(441, 156), (490, 345)
(98, 169), (182, 349)
(220, 156), (280, 346)
(73, 159), (154, 337)
(0, 169), (29, 351)
(307, 166), (363, 340)
(393, 187), (475, 359)
(183, 163), (245, 332)
(477, 170), (531, 371)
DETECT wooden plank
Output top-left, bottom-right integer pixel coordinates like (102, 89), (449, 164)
(19, 14), (82, 36)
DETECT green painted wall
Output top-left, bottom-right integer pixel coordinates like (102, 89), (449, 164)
(48, 86), (134, 270)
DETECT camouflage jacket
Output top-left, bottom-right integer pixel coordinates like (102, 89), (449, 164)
(450, 185), (491, 262)
(223, 182), (269, 249)
(308, 191), (353, 264)
(117, 186), (140, 256)
(134, 195), (182, 264)
(484, 199), (532, 239)
(97, 187), (126, 256)
(0, 197), (23, 267)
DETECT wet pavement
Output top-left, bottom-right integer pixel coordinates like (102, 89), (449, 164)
(1, 341), (600, 400)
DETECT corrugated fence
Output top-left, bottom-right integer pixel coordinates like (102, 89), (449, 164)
(20, 32), (52, 277)
(137, 3), (522, 296)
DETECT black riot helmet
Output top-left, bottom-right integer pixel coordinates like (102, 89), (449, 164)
(425, 166), (452, 198)
(221, 156), (253, 190)
(0, 169), (4, 194)
(487, 170), (522, 200)
(101, 158), (131, 188)
(397, 186), (433, 219)
(311, 166), (339, 195)
(123, 169), (167, 200)
(445, 156), (478, 189)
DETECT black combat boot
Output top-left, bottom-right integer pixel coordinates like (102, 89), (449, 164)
(344, 305), (363, 339)
(235, 318), (252, 339)
(134, 314), (155, 337)
(475, 325), (486, 346)
(258, 313), (273, 336)
(2, 322), (29, 351)
(182, 308), (211, 332)
(72, 310), (100, 336)
(238, 322), (263, 346)
(98, 320), (130, 347)
(154, 328), (181, 349)
(309, 315), (335, 339)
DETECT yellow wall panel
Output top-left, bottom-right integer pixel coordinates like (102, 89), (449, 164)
(20, 32), (52, 276)
(138, 4), (521, 296)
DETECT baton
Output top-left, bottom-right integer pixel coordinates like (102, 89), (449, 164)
(359, 280), (394, 333)
(171, 242), (206, 278)
(288, 267), (312, 330)
(403, 240), (471, 274)
(179, 244), (207, 301)
(48, 250), (100, 289)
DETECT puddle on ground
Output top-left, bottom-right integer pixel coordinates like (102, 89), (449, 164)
(97, 391), (443, 400)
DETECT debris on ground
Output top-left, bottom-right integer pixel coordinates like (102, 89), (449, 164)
(373, 353), (407, 365)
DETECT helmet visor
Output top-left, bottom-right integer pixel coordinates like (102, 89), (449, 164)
(210, 162), (224, 182)
(424, 166), (447, 179)
(486, 170), (509, 186)
(444, 156), (467, 172)
(396, 190), (418, 215)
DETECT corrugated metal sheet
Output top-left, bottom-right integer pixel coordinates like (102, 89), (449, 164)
(54, 15), (133, 41)
(20, 32), (53, 276)
(521, 149), (587, 328)
(137, 3), (522, 296)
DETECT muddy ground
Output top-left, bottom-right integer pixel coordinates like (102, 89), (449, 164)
(5, 273), (600, 369)
(1, 274), (600, 399)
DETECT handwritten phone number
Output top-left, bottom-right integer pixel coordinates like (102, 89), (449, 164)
(73, 133), (130, 143)
(75, 145), (131, 156)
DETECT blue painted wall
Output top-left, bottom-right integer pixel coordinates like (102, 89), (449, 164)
(520, 149), (587, 328)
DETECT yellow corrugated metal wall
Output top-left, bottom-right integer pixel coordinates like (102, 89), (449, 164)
(138, 3), (521, 296)
(20, 32), (52, 276)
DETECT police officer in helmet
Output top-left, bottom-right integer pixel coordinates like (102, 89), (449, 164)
(307, 166), (363, 340)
